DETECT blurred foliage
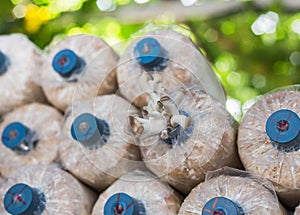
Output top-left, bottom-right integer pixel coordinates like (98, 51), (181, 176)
(1, 0), (300, 108)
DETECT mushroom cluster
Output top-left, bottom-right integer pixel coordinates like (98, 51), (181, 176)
(129, 72), (192, 145)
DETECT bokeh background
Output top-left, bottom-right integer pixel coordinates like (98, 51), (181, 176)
(1, 0), (299, 120)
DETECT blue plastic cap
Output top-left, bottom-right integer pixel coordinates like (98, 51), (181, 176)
(266, 109), (300, 144)
(71, 113), (99, 142)
(2, 122), (28, 149)
(104, 193), (136, 215)
(134, 38), (162, 65)
(52, 49), (78, 75)
(0, 51), (9, 75)
(202, 197), (244, 215)
(4, 183), (34, 215)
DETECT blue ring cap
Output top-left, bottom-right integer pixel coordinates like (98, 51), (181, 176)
(266, 109), (300, 144)
(71, 113), (110, 148)
(202, 197), (244, 215)
(52, 49), (79, 76)
(134, 38), (168, 71)
(1, 122), (38, 154)
(104, 193), (145, 215)
(4, 183), (46, 215)
(0, 51), (9, 75)
(134, 38), (162, 65)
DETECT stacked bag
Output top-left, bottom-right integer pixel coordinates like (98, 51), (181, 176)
(0, 25), (299, 215)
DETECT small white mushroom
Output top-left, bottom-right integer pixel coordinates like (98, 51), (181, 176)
(129, 115), (167, 139)
(138, 72), (162, 111)
(129, 116), (144, 137)
(170, 114), (192, 130)
(160, 129), (169, 140)
(174, 88), (187, 106)
(159, 96), (179, 116)
(149, 73), (164, 93)
(141, 109), (149, 117)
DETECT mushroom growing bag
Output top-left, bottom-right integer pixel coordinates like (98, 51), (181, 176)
(91, 170), (182, 215)
(0, 164), (97, 215)
(178, 167), (288, 215)
(238, 85), (300, 208)
(117, 26), (225, 108)
(59, 95), (142, 191)
(129, 72), (241, 194)
(0, 103), (63, 177)
(40, 34), (119, 111)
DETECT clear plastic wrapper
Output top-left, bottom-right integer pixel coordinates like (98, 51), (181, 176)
(116, 25), (225, 108)
(0, 33), (46, 115)
(0, 164), (97, 215)
(58, 95), (142, 191)
(178, 167), (289, 215)
(40, 34), (119, 111)
(129, 73), (241, 194)
(237, 85), (300, 208)
(91, 169), (183, 215)
(0, 103), (63, 177)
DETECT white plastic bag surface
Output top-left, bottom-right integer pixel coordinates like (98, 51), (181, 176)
(0, 34), (45, 115)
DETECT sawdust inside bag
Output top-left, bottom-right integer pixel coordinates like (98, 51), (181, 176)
(0, 164), (97, 215)
(238, 86), (300, 208)
(40, 34), (119, 111)
(0, 33), (45, 115)
(58, 95), (142, 192)
(178, 167), (289, 215)
(91, 169), (183, 215)
(0, 103), (63, 177)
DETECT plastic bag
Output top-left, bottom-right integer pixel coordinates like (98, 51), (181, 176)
(58, 95), (142, 191)
(0, 33), (46, 115)
(178, 167), (289, 215)
(237, 85), (300, 208)
(0, 103), (63, 177)
(116, 25), (225, 108)
(91, 169), (182, 215)
(129, 73), (241, 194)
(40, 34), (119, 111)
(0, 164), (97, 215)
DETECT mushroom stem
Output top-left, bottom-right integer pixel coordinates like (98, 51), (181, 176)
(149, 74), (164, 93)
(129, 115), (167, 138)
(174, 88), (187, 106)
(159, 96), (179, 116)
(170, 114), (192, 129)
(138, 72), (161, 110)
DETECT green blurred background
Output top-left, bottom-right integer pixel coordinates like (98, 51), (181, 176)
(1, 0), (299, 119)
